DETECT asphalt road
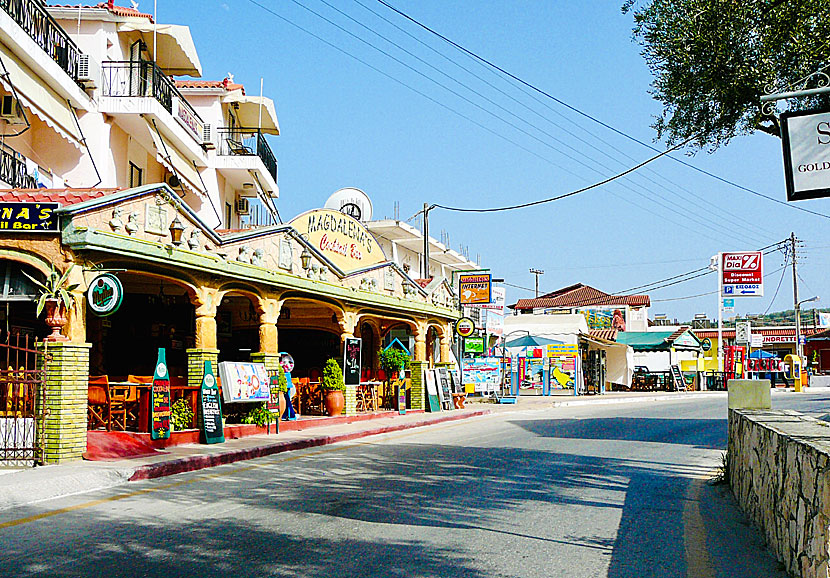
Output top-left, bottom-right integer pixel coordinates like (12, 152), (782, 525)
(2, 392), (827, 577)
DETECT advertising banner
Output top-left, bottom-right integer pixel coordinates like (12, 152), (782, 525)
(218, 362), (270, 403)
(461, 357), (502, 393)
(150, 348), (171, 440)
(0, 202), (59, 232)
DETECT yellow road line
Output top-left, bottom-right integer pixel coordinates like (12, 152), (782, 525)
(0, 419), (472, 530)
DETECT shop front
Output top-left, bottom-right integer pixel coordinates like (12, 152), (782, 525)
(0, 185), (461, 463)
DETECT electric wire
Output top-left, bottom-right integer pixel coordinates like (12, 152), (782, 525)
(764, 257), (790, 315)
(376, 0), (830, 222)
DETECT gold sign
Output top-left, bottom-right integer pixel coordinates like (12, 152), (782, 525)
(289, 209), (386, 273)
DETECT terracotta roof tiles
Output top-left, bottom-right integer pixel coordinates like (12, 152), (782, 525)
(175, 79), (245, 93)
(0, 188), (118, 205)
(47, 2), (154, 22)
(589, 328), (618, 341)
(510, 283), (650, 310)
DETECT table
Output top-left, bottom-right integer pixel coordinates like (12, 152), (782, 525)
(357, 381), (381, 412)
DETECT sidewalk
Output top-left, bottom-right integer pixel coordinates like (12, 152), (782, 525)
(0, 388), (793, 512)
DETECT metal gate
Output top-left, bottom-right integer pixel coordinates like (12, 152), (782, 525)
(0, 331), (46, 467)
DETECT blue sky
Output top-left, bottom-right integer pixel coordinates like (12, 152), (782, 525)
(157, 0), (830, 321)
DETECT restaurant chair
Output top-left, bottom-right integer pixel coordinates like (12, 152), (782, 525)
(87, 375), (109, 430)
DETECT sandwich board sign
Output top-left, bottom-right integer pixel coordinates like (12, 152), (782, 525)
(200, 360), (225, 444)
(150, 348), (171, 440)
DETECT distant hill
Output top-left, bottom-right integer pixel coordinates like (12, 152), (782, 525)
(682, 308), (830, 329)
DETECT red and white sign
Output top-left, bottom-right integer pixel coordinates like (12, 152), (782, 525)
(722, 252), (764, 297)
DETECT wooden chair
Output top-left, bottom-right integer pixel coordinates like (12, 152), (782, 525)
(88, 375), (109, 430)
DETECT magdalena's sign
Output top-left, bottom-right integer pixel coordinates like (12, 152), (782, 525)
(289, 209), (386, 273)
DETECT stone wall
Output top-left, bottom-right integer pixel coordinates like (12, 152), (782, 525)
(729, 409), (830, 577)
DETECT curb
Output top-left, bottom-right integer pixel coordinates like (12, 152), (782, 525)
(128, 409), (492, 481)
(548, 392), (727, 408)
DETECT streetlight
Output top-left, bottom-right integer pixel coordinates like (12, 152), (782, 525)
(796, 295), (819, 362)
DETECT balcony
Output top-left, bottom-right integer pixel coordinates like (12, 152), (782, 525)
(0, 0), (80, 82)
(217, 128), (278, 184)
(101, 60), (204, 144)
(0, 142), (37, 189)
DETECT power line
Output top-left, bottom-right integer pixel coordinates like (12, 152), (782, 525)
(376, 0), (830, 222)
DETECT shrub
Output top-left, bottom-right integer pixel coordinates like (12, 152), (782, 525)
(321, 358), (345, 391)
(241, 402), (274, 427)
(171, 398), (194, 431)
(379, 347), (410, 379)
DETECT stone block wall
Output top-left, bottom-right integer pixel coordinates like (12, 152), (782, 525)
(187, 348), (219, 389)
(729, 409), (830, 578)
(409, 360), (426, 411)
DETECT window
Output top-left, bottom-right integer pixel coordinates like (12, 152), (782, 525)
(0, 261), (41, 301)
(129, 162), (143, 188)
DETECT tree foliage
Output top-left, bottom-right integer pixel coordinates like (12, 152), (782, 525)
(623, 0), (830, 151)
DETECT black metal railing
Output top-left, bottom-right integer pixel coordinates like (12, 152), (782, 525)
(217, 127), (278, 183)
(101, 60), (203, 134)
(0, 0), (80, 81)
(0, 142), (37, 189)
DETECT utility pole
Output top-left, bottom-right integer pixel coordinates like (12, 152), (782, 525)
(422, 202), (430, 279)
(529, 268), (544, 298)
(791, 232), (802, 362)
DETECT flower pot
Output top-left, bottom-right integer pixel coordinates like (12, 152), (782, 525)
(324, 389), (345, 417)
(43, 299), (69, 342)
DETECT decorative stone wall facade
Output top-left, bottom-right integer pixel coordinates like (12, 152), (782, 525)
(729, 409), (830, 578)
(409, 360), (426, 411)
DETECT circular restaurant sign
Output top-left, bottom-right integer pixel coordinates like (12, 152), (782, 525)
(701, 338), (712, 352)
(86, 273), (123, 317)
(455, 317), (475, 338)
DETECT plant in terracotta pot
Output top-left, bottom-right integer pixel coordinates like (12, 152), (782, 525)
(321, 357), (346, 417)
(23, 264), (79, 342)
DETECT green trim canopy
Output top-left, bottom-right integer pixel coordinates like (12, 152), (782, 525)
(616, 330), (702, 352)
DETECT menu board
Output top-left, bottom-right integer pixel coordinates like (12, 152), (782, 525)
(150, 348), (171, 440)
(343, 337), (362, 386)
(200, 360), (224, 444)
(437, 367), (453, 410)
(424, 369), (440, 412)
(217, 362), (269, 402)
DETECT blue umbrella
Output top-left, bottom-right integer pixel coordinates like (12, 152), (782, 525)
(748, 349), (776, 358)
(505, 335), (562, 348)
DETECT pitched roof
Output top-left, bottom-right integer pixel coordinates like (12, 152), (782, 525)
(175, 78), (245, 93)
(589, 328), (618, 342)
(510, 283), (650, 311)
(47, 2), (154, 21)
(693, 327), (822, 339)
(0, 188), (119, 205)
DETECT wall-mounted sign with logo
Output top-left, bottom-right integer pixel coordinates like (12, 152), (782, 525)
(701, 338), (712, 352)
(722, 252), (763, 297)
(289, 209), (386, 273)
(0, 202), (59, 232)
(455, 317), (475, 338)
(781, 109), (830, 201)
(464, 336), (485, 354)
(86, 273), (124, 317)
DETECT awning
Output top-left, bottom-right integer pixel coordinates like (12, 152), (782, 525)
(222, 90), (279, 134)
(0, 43), (83, 147)
(146, 121), (205, 196)
(118, 22), (202, 77)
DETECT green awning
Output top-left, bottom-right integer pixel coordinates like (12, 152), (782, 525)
(616, 330), (702, 352)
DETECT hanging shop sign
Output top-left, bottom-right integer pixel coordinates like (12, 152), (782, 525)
(722, 252), (763, 297)
(217, 362), (270, 403)
(458, 273), (492, 305)
(546, 344), (579, 358)
(481, 286), (506, 311)
(455, 317), (475, 338)
(86, 273), (124, 317)
(701, 338), (712, 352)
(343, 336), (362, 386)
(780, 109), (830, 201)
(199, 360), (224, 444)
(0, 202), (59, 232)
(289, 209), (386, 273)
(464, 336), (485, 354)
(150, 348), (171, 440)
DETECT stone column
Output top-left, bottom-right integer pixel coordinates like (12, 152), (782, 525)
(189, 288), (220, 389)
(65, 289), (87, 343)
(413, 323), (427, 363)
(439, 332), (452, 364)
(409, 359), (427, 410)
(257, 298), (282, 356)
(37, 342), (91, 464)
(337, 310), (358, 354)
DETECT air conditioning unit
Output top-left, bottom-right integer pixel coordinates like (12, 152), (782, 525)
(235, 197), (250, 215)
(77, 54), (101, 89)
(202, 123), (214, 148)
(0, 95), (24, 125)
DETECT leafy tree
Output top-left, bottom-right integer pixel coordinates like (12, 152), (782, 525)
(623, 0), (830, 151)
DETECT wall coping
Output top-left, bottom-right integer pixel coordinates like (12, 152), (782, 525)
(731, 408), (830, 457)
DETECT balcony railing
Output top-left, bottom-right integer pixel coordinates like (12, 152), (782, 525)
(0, 142), (37, 189)
(101, 60), (204, 140)
(0, 0), (80, 81)
(217, 128), (278, 183)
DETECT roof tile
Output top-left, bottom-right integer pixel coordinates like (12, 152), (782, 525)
(0, 188), (119, 205)
(510, 283), (650, 310)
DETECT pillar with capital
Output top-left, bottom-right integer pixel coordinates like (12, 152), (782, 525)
(413, 321), (428, 362)
(252, 297), (282, 371)
(187, 287), (221, 389)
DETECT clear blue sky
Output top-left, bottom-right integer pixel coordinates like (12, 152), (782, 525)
(158, 0), (830, 321)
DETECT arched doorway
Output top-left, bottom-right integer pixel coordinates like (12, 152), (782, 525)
(277, 298), (342, 379)
(216, 292), (261, 363)
(88, 272), (194, 379)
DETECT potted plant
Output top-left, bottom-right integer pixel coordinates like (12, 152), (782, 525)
(321, 357), (346, 416)
(23, 264), (79, 342)
(378, 347), (410, 408)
